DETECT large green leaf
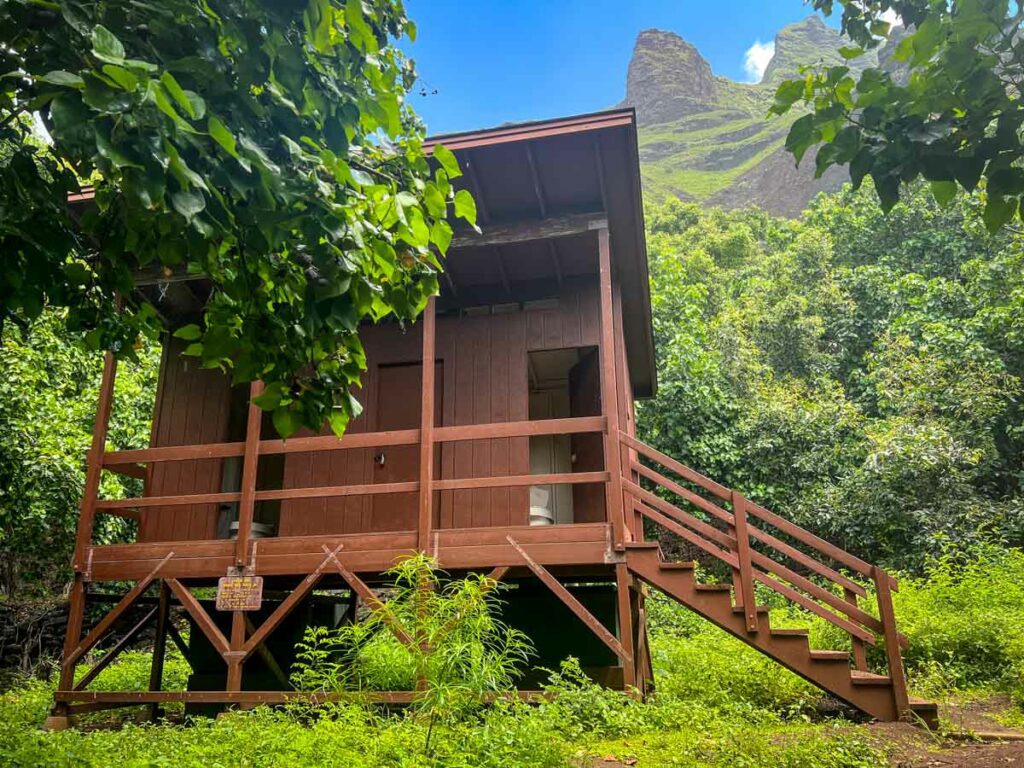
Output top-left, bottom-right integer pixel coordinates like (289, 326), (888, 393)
(90, 25), (125, 64)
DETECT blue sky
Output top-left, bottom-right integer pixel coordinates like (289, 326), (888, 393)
(404, 0), (829, 135)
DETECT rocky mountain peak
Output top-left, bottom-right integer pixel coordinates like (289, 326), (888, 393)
(762, 16), (865, 84)
(619, 17), (864, 217)
(623, 29), (717, 126)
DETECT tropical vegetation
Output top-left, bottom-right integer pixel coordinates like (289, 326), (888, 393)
(0, 0), (471, 437)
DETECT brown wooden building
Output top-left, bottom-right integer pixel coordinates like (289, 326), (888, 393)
(51, 109), (934, 727)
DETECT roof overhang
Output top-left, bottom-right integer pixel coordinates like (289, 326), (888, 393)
(425, 108), (656, 398)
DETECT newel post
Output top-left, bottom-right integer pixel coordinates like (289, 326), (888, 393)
(873, 566), (910, 719)
(417, 296), (437, 552)
(596, 227), (626, 550)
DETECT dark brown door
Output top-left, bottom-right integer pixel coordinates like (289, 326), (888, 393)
(372, 362), (442, 531)
(569, 349), (605, 523)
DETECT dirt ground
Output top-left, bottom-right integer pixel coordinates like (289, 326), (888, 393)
(587, 697), (1024, 768)
(869, 696), (1024, 768)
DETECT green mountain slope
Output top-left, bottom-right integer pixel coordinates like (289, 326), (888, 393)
(620, 17), (878, 217)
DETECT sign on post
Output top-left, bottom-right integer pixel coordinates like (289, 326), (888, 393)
(216, 567), (263, 611)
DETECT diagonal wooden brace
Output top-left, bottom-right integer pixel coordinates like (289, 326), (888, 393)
(507, 536), (632, 665)
(240, 544), (343, 661)
(167, 622), (191, 665)
(74, 606), (158, 691)
(166, 578), (231, 658)
(321, 545), (413, 646)
(63, 552), (174, 673)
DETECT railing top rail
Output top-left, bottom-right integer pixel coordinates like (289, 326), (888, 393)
(620, 431), (731, 500)
(745, 499), (878, 581)
(631, 461), (734, 527)
(621, 431), (897, 588)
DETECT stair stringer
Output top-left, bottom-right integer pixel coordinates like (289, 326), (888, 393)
(626, 546), (900, 722)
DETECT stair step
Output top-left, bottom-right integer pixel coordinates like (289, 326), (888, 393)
(851, 671), (892, 686)
(733, 605), (770, 616)
(809, 650), (850, 663)
(695, 583), (732, 593)
(625, 542), (660, 550)
(659, 561), (696, 571)
(770, 628), (809, 638)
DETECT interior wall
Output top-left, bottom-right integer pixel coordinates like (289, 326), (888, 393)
(528, 389), (574, 525)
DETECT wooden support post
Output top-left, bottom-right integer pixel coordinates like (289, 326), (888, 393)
(615, 563), (637, 689)
(612, 286), (640, 544)
(235, 381), (264, 567)
(75, 606), (158, 691)
(418, 296), (436, 552)
(57, 579), (86, 693)
(147, 581), (171, 721)
(60, 350), (119, 695)
(873, 566), (910, 719)
(507, 537), (631, 665)
(732, 491), (758, 633)
(596, 228), (626, 550)
(845, 588), (868, 671)
(73, 352), (117, 571)
(635, 589), (655, 697)
(226, 612), (245, 692)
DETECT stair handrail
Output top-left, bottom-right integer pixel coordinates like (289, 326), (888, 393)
(619, 430), (909, 670)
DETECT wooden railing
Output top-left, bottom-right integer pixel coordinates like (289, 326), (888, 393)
(619, 431), (909, 710)
(93, 416), (610, 533)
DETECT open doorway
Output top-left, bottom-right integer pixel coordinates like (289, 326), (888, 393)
(527, 346), (602, 525)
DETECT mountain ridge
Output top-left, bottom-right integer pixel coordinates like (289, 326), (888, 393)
(619, 16), (880, 216)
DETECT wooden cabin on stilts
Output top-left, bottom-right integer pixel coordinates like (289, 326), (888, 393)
(49, 108), (935, 728)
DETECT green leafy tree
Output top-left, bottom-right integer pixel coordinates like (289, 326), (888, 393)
(639, 187), (1023, 570)
(0, 312), (159, 596)
(0, 0), (474, 438)
(772, 1), (1024, 232)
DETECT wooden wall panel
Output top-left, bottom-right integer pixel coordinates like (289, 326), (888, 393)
(277, 281), (602, 536)
(138, 338), (232, 543)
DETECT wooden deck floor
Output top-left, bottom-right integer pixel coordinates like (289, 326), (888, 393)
(85, 523), (615, 581)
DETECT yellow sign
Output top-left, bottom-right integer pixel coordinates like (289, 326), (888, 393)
(216, 575), (263, 611)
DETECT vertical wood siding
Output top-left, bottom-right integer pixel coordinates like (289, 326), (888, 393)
(138, 338), (232, 543)
(278, 282), (601, 536)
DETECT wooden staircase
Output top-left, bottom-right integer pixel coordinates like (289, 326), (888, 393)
(617, 432), (937, 725)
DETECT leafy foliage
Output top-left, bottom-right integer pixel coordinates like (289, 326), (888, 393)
(640, 186), (1024, 570)
(0, 312), (158, 596)
(292, 554), (534, 752)
(772, 1), (1024, 232)
(0, 0), (473, 438)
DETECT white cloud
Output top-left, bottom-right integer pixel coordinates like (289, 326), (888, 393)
(743, 40), (776, 83)
(879, 8), (902, 27)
